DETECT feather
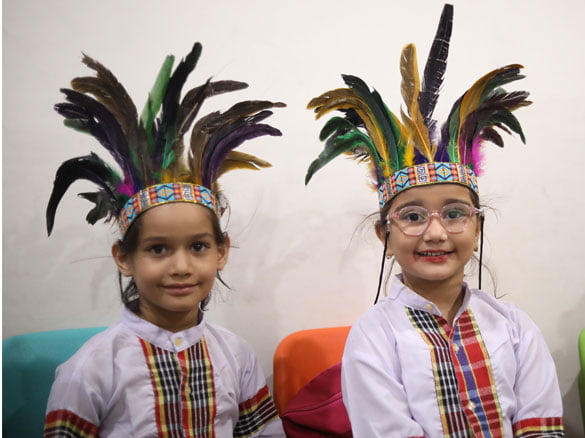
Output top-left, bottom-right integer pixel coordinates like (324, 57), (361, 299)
(71, 54), (148, 186)
(217, 151), (271, 178)
(202, 110), (283, 187)
(72, 54), (138, 138)
(341, 75), (398, 172)
(305, 130), (377, 185)
(155, 42), (202, 170)
(308, 88), (388, 169)
(177, 80), (248, 137)
(56, 89), (139, 191)
(46, 153), (121, 234)
(140, 55), (175, 155)
(400, 44), (433, 161)
(418, 3), (453, 132)
(458, 83), (530, 167)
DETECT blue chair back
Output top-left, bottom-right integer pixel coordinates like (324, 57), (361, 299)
(2, 327), (106, 437)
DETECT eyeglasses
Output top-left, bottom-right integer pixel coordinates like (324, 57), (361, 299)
(387, 202), (483, 236)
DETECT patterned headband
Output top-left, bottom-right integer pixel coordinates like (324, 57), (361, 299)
(305, 4), (530, 208)
(46, 42), (285, 238)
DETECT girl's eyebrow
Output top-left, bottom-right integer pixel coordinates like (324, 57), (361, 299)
(393, 198), (472, 211)
(141, 232), (214, 243)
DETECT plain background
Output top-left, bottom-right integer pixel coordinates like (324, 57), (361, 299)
(3, 0), (584, 435)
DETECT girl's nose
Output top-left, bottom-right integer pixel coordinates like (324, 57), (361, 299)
(170, 249), (192, 276)
(423, 215), (448, 241)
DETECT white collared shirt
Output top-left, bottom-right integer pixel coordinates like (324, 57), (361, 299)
(341, 276), (564, 438)
(44, 308), (284, 437)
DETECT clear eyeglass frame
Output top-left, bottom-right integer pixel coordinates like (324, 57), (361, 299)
(387, 202), (483, 236)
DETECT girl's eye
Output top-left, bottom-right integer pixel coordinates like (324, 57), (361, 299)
(398, 208), (427, 223)
(442, 204), (469, 220)
(147, 245), (166, 255)
(191, 242), (210, 252)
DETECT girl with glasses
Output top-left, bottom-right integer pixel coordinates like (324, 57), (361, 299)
(305, 5), (563, 437)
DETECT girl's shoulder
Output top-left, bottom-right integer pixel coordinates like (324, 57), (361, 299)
(55, 322), (129, 377)
(203, 321), (255, 354)
(468, 288), (542, 335)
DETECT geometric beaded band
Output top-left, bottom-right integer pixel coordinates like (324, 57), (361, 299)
(378, 162), (479, 209)
(118, 183), (219, 236)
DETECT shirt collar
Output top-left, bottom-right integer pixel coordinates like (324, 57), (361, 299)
(388, 274), (472, 319)
(121, 307), (206, 352)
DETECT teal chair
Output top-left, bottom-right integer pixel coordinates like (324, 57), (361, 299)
(579, 328), (585, 429)
(2, 327), (106, 437)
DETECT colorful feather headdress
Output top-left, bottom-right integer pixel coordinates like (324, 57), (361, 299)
(305, 4), (531, 209)
(47, 42), (285, 237)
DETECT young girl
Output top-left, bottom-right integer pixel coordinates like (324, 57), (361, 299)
(305, 5), (564, 437)
(43, 42), (285, 437)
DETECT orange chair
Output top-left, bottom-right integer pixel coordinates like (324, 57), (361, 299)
(273, 326), (351, 414)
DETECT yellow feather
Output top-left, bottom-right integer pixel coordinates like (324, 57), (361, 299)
(308, 88), (389, 166)
(457, 64), (523, 138)
(399, 44), (433, 161)
(217, 151), (271, 178)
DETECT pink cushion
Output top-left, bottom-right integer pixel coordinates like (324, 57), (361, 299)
(281, 362), (352, 437)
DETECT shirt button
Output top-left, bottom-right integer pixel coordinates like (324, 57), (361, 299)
(452, 344), (460, 352)
(468, 401), (475, 410)
(174, 338), (183, 347)
(425, 303), (433, 311)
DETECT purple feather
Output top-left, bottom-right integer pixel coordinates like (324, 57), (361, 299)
(56, 89), (139, 191)
(202, 121), (282, 187)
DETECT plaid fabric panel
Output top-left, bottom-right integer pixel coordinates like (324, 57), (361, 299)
(233, 385), (279, 438)
(512, 417), (564, 437)
(44, 409), (99, 438)
(407, 308), (473, 437)
(182, 339), (216, 438)
(140, 337), (216, 438)
(449, 310), (505, 437)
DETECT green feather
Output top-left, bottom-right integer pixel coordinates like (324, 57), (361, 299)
(342, 75), (400, 171)
(140, 55), (175, 153)
(305, 130), (376, 185)
(319, 116), (355, 141)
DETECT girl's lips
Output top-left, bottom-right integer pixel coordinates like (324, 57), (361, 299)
(163, 284), (197, 295)
(416, 250), (453, 263)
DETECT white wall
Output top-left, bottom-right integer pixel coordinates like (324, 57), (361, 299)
(3, 0), (584, 434)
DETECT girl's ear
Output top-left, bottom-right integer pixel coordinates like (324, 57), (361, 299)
(217, 233), (230, 271)
(473, 216), (483, 252)
(375, 221), (393, 258)
(112, 242), (133, 277)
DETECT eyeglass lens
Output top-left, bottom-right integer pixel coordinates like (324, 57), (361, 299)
(391, 203), (475, 236)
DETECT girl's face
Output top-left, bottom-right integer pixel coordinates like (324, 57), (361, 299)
(380, 184), (481, 293)
(113, 202), (229, 332)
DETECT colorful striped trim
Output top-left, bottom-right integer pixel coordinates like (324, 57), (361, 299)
(450, 311), (505, 437)
(234, 385), (279, 437)
(44, 409), (99, 437)
(378, 162), (478, 208)
(119, 183), (219, 236)
(408, 307), (509, 438)
(407, 308), (473, 437)
(512, 417), (564, 437)
(140, 337), (216, 438)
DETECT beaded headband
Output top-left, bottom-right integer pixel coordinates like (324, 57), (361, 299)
(305, 4), (530, 208)
(46, 42), (285, 238)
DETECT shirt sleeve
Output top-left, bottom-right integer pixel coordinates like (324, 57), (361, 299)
(234, 349), (285, 438)
(43, 356), (104, 438)
(509, 307), (564, 436)
(341, 312), (424, 438)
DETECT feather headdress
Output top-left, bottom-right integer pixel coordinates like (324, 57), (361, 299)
(305, 4), (530, 208)
(47, 42), (285, 237)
